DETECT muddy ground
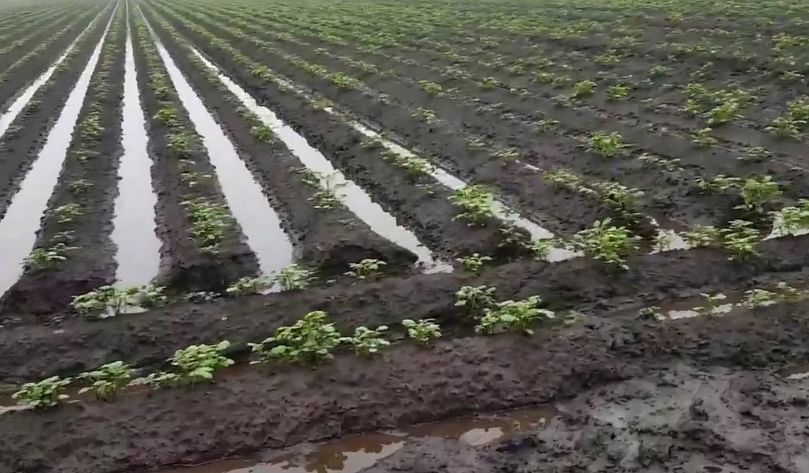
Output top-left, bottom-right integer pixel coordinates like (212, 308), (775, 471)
(365, 364), (809, 473)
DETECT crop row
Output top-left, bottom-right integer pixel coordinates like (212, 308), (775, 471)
(0, 4), (108, 110)
(147, 1), (809, 244)
(3, 6), (128, 316)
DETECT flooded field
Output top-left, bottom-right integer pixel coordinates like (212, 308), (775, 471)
(0, 0), (808, 471)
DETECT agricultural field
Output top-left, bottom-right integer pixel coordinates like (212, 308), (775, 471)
(0, 0), (808, 471)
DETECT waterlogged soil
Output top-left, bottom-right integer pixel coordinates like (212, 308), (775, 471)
(1, 296), (808, 473)
(365, 364), (809, 473)
(1, 10), (127, 316)
(151, 27), (418, 274)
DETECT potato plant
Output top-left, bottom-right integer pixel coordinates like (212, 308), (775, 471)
(250, 311), (342, 364)
(343, 326), (391, 357)
(12, 376), (71, 409)
(475, 296), (555, 335)
(78, 361), (132, 401)
(402, 318), (442, 345)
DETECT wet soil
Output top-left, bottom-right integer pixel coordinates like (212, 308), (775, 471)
(144, 11), (519, 262)
(129, 15), (259, 293)
(153, 8), (610, 238)
(150, 25), (418, 275)
(0, 10), (127, 316)
(0, 299), (807, 473)
(167, 5), (809, 228)
(0, 9), (112, 222)
(365, 364), (809, 473)
(0, 6), (105, 111)
(3, 232), (809, 380)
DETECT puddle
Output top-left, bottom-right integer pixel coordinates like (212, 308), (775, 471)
(110, 18), (161, 286)
(157, 405), (556, 473)
(0, 9), (117, 298)
(0, 9), (107, 138)
(188, 48), (444, 271)
(147, 25), (294, 276)
(784, 363), (809, 381)
(340, 118), (578, 262)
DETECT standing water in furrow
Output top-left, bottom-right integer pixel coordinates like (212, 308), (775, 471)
(187, 49), (442, 270)
(110, 17), (161, 285)
(0, 8), (117, 298)
(0, 8), (107, 137)
(144, 20), (293, 276)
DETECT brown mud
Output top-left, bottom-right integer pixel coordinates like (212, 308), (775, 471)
(0, 301), (807, 472)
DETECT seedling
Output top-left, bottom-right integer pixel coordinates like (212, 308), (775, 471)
(607, 83), (630, 100)
(226, 276), (272, 296)
(154, 107), (179, 127)
(450, 185), (496, 225)
(571, 218), (640, 269)
(720, 220), (761, 260)
(648, 65), (670, 77)
(329, 72), (362, 90)
(587, 132), (627, 158)
(480, 76), (499, 90)
(274, 264), (315, 291)
(455, 285), (497, 315)
(537, 119), (560, 132)
(741, 289), (778, 309)
(402, 318), (441, 345)
(26, 243), (75, 270)
(345, 258), (387, 280)
(167, 133), (191, 157)
(250, 124), (274, 142)
(572, 79), (596, 98)
(475, 296), (554, 335)
(250, 311), (342, 364)
(683, 225), (721, 247)
(697, 292), (728, 316)
(343, 326), (390, 357)
(48, 203), (83, 224)
(411, 108), (439, 124)
(181, 199), (232, 251)
(526, 239), (555, 260)
(71, 285), (167, 319)
(68, 179), (93, 194)
(691, 127), (717, 146)
(418, 80), (443, 95)
(456, 253), (492, 273)
(167, 341), (234, 384)
(738, 176), (782, 212)
(12, 376), (71, 409)
(771, 200), (809, 235)
(78, 361), (132, 401)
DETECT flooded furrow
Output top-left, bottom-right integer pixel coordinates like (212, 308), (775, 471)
(0, 8), (117, 298)
(0, 8), (107, 138)
(148, 405), (557, 473)
(144, 20), (293, 276)
(188, 48), (442, 270)
(110, 16), (161, 286)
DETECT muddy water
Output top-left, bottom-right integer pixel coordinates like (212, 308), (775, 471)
(0, 8), (107, 137)
(0, 9), (117, 298)
(189, 49), (445, 272)
(157, 405), (556, 473)
(147, 28), (294, 276)
(110, 21), (161, 286)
